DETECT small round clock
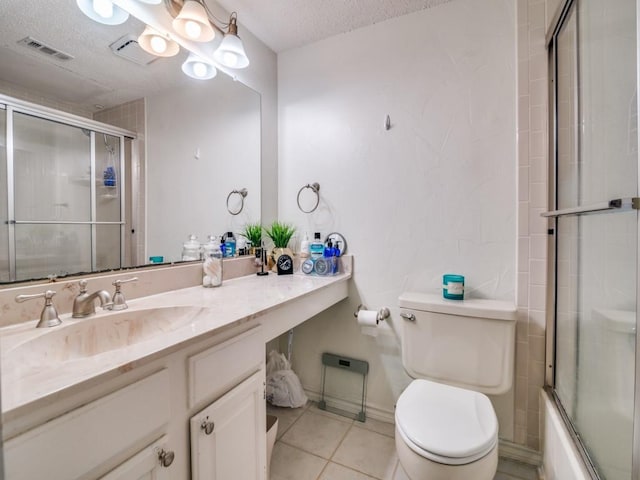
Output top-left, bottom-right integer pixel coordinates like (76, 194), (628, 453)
(276, 254), (294, 275)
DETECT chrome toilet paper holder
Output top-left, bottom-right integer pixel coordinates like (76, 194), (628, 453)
(354, 304), (390, 324)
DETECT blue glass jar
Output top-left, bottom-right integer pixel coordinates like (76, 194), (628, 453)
(443, 274), (465, 300)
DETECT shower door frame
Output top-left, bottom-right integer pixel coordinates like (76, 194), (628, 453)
(1, 95), (137, 282)
(544, 1), (640, 479)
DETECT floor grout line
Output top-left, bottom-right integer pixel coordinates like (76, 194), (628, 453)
(328, 418), (354, 462)
(271, 403), (539, 480)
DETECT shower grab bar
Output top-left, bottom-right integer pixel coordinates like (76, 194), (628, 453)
(8, 220), (125, 225)
(541, 197), (640, 218)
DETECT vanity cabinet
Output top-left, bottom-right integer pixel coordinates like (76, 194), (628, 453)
(2, 269), (350, 479)
(100, 436), (173, 480)
(190, 371), (266, 480)
(189, 327), (266, 479)
(3, 325), (266, 480)
(4, 369), (171, 480)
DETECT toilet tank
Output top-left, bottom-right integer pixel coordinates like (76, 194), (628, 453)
(398, 292), (517, 395)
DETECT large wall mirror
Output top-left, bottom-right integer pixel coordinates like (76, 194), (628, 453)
(0, 0), (261, 283)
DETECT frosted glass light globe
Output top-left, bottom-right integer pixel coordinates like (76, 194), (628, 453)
(150, 36), (168, 54)
(193, 62), (208, 78)
(93, 0), (113, 18)
(185, 20), (202, 39)
(223, 52), (238, 68)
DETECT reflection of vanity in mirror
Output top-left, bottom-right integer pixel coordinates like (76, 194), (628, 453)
(0, 0), (261, 283)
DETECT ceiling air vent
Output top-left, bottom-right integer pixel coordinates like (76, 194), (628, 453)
(109, 34), (157, 66)
(17, 36), (74, 61)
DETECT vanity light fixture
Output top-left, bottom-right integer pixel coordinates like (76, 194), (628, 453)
(76, 0), (130, 25)
(213, 14), (249, 68)
(182, 53), (217, 79)
(138, 25), (180, 57)
(172, 0), (215, 42)
(77, 0), (250, 79)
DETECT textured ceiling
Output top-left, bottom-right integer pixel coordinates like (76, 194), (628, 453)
(0, 0), (195, 112)
(0, 0), (453, 112)
(216, 0), (454, 53)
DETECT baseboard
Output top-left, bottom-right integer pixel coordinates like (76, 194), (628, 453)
(303, 388), (395, 424)
(499, 439), (542, 467)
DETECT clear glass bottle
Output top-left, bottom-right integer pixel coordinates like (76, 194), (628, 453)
(182, 234), (201, 261)
(202, 235), (219, 257)
(203, 244), (223, 287)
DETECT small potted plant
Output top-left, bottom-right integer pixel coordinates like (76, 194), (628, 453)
(263, 221), (296, 268)
(240, 222), (263, 255)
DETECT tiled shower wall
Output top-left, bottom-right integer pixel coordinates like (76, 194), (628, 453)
(93, 99), (146, 265)
(515, 0), (562, 450)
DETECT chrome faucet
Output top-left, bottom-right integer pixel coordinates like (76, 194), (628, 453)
(72, 280), (113, 318)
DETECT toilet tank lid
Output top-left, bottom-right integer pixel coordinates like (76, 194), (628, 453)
(399, 292), (517, 321)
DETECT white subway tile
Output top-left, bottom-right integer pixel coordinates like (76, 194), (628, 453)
(519, 166), (530, 201)
(518, 131), (530, 165)
(518, 273), (530, 307)
(518, 237), (530, 272)
(530, 259), (547, 285)
(529, 284), (547, 311)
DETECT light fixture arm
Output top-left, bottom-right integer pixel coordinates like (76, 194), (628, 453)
(227, 12), (238, 35)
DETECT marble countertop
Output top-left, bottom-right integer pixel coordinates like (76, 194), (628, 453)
(1, 270), (351, 417)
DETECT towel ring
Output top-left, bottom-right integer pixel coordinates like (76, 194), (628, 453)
(226, 188), (248, 215)
(297, 183), (320, 213)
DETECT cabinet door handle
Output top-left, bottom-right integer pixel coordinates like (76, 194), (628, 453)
(158, 449), (175, 468)
(400, 312), (415, 322)
(201, 418), (215, 435)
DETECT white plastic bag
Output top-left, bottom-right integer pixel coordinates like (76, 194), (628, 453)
(265, 350), (308, 408)
(266, 350), (290, 377)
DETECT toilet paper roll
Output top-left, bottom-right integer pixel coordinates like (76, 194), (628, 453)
(357, 309), (379, 327)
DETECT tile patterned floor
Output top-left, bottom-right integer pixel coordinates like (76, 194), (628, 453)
(267, 402), (540, 480)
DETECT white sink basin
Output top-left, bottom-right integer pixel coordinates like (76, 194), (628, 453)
(3, 306), (208, 368)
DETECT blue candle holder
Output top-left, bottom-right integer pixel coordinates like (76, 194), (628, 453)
(443, 274), (465, 300)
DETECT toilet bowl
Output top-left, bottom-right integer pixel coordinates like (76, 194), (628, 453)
(397, 292), (516, 480)
(395, 379), (498, 480)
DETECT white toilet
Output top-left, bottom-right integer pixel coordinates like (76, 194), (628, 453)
(396, 292), (516, 480)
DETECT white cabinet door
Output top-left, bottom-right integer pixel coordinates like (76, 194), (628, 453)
(190, 370), (266, 480)
(4, 370), (170, 480)
(100, 436), (173, 480)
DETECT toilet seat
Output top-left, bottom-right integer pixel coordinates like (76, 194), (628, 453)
(395, 379), (498, 466)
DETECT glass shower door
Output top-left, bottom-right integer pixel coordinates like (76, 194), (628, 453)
(550, 0), (638, 479)
(95, 133), (124, 271)
(12, 112), (93, 280)
(0, 106), (7, 282)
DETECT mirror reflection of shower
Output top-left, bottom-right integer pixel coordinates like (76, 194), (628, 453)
(0, 96), (134, 282)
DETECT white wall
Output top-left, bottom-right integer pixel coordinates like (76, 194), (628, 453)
(216, 7), (279, 224)
(146, 76), (261, 262)
(278, 0), (517, 431)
